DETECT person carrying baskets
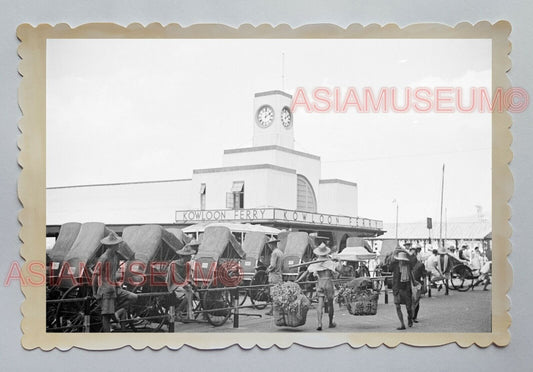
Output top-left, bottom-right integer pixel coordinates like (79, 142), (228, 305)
(296, 243), (342, 331)
(390, 248), (415, 330)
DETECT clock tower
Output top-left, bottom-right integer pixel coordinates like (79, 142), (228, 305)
(252, 90), (295, 149)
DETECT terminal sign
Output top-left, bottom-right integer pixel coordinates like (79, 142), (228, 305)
(175, 208), (383, 230)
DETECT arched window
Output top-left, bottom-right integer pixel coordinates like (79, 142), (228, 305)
(296, 175), (317, 212)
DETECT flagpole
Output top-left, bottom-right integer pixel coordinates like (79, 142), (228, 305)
(439, 164), (445, 248)
(445, 207), (448, 243)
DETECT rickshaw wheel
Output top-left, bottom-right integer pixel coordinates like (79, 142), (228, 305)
(203, 283), (232, 327)
(46, 286), (62, 329)
(250, 270), (269, 310)
(46, 302), (58, 330)
(238, 286), (249, 306)
(189, 294), (202, 320)
(129, 292), (169, 332)
(55, 285), (101, 332)
(450, 264), (475, 292)
(175, 290), (203, 322)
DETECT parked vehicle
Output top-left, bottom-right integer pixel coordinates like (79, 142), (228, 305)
(47, 222), (133, 332)
(239, 231), (272, 309)
(170, 225), (246, 326)
(121, 224), (186, 331)
(281, 232), (316, 281)
(336, 245), (376, 279)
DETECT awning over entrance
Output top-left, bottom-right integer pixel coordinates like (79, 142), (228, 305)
(182, 222), (281, 235)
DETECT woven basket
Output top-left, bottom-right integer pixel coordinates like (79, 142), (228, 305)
(274, 307), (309, 327)
(273, 295), (310, 327)
(346, 291), (379, 316)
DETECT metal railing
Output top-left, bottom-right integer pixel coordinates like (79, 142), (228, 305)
(46, 275), (392, 333)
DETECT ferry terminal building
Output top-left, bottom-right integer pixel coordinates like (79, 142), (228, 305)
(47, 90), (384, 251)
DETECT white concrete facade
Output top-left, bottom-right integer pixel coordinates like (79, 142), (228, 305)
(47, 179), (192, 225)
(190, 164), (297, 210)
(318, 179), (358, 216)
(47, 90), (366, 229)
(222, 145), (321, 200)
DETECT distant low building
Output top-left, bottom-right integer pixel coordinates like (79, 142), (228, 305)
(373, 220), (492, 256)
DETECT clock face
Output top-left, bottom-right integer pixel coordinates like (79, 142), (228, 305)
(256, 105), (274, 128)
(281, 107), (293, 128)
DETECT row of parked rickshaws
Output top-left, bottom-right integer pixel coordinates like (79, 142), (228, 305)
(46, 222), (374, 332)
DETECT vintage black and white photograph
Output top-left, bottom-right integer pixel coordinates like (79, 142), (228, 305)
(13, 23), (511, 349)
(43, 35), (496, 335)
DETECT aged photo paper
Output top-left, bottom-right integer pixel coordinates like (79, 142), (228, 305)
(17, 22), (512, 350)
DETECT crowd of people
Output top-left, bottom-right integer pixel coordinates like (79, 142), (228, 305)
(387, 241), (492, 330)
(91, 229), (492, 332)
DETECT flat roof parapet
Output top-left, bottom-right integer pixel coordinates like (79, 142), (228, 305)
(319, 179), (358, 187)
(224, 145), (320, 161)
(193, 163), (296, 174)
(254, 90), (293, 99)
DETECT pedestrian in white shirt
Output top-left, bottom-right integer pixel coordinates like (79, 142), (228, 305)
(470, 247), (482, 276)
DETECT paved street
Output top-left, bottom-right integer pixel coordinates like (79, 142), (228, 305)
(171, 286), (492, 333)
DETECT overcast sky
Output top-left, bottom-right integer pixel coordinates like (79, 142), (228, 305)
(47, 39), (491, 223)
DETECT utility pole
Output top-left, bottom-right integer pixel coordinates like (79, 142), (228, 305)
(392, 199), (400, 245)
(439, 164), (445, 248)
(445, 207), (448, 244)
(393, 199), (399, 245)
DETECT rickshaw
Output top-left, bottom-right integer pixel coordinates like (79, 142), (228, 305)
(281, 232), (316, 282)
(277, 230), (290, 253)
(337, 237), (375, 278)
(166, 227), (192, 246)
(46, 222), (82, 271)
(46, 222), (81, 329)
(418, 248), (470, 295)
(448, 255), (491, 292)
(182, 222), (280, 243)
(336, 245), (376, 279)
(334, 245), (381, 308)
(169, 225), (246, 326)
(277, 232), (317, 302)
(121, 224), (186, 331)
(238, 231), (271, 309)
(48, 222), (135, 332)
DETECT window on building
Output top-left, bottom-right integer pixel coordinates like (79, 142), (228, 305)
(296, 175), (317, 212)
(200, 183), (206, 210)
(226, 181), (244, 209)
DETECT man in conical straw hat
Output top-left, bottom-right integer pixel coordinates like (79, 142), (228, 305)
(408, 246), (426, 324)
(390, 248), (415, 330)
(167, 244), (197, 320)
(92, 231), (138, 332)
(433, 245), (453, 295)
(296, 243), (342, 331)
